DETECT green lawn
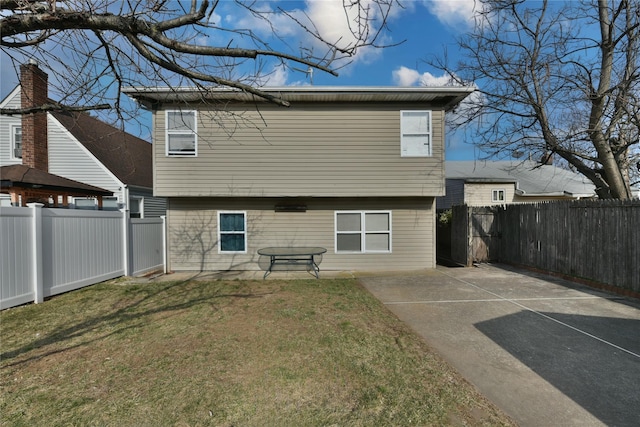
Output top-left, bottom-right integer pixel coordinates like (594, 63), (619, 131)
(1, 277), (515, 426)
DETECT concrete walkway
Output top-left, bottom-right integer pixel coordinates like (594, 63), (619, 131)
(359, 264), (640, 427)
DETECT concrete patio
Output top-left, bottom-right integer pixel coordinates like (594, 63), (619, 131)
(359, 264), (640, 427)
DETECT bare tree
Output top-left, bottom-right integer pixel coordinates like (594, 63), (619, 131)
(432, 0), (640, 199)
(1, 0), (397, 120)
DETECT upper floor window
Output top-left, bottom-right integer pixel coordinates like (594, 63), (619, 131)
(400, 111), (432, 157)
(166, 110), (197, 156)
(492, 189), (506, 203)
(11, 125), (22, 159)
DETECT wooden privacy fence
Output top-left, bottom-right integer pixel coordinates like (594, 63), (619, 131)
(444, 200), (640, 294)
(0, 204), (165, 310)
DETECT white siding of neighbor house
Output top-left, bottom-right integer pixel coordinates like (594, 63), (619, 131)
(47, 114), (125, 202)
(1, 88), (164, 215)
(0, 87), (23, 166)
(464, 182), (517, 206)
(153, 103), (446, 198)
(459, 183), (577, 207)
(166, 197), (436, 272)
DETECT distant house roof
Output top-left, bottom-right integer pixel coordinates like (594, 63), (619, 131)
(446, 160), (596, 198)
(123, 86), (475, 112)
(50, 111), (153, 189)
(1, 164), (112, 196)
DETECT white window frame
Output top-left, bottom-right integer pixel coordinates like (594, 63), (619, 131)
(492, 189), (506, 203)
(217, 211), (247, 254)
(166, 110), (197, 156)
(10, 125), (22, 160)
(400, 110), (432, 157)
(334, 210), (392, 254)
(129, 197), (143, 218)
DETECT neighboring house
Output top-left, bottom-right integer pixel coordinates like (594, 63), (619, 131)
(437, 160), (597, 210)
(124, 86), (473, 273)
(1, 164), (113, 207)
(0, 62), (165, 217)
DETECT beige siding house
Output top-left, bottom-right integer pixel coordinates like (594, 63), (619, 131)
(437, 160), (597, 210)
(125, 86), (473, 273)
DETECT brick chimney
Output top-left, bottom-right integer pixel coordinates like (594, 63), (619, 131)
(20, 60), (48, 171)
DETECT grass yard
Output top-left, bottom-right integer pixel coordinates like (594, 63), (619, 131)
(1, 277), (515, 426)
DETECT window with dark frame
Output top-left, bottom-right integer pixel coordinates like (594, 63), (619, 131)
(218, 212), (247, 253)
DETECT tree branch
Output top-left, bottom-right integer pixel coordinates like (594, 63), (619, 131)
(0, 103), (111, 115)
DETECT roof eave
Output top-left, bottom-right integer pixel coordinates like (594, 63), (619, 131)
(1, 181), (113, 197)
(122, 86), (475, 111)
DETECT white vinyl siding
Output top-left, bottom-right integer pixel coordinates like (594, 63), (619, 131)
(463, 183), (516, 206)
(47, 115), (165, 216)
(400, 110), (432, 157)
(166, 110), (197, 156)
(48, 115), (123, 199)
(335, 211), (391, 253)
(0, 87), (23, 166)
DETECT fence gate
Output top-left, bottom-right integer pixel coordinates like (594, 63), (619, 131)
(442, 200), (640, 295)
(469, 206), (500, 263)
(439, 205), (500, 266)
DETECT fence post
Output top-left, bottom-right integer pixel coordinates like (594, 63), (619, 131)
(466, 206), (473, 266)
(27, 203), (44, 303)
(121, 208), (132, 276)
(161, 215), (167, 274)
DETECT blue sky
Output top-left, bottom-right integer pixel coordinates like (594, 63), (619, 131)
(0, 0), (479, 159)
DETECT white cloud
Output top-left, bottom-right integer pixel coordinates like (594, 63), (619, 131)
(423, 0), (477, 29)
(228, 0), (392, 74)
(392, 66), (421, 86)
(392, 66), (453, 86)
(233, 4), (299, 38)
(208, 11), (222, 26)
(392, 65), (481, 129)
(256, 64), (290, 87)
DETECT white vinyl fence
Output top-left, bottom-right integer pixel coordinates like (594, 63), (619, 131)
(1, 204), (165, 310)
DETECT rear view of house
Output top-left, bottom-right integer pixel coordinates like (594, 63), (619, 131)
(125, 86), (473, 273)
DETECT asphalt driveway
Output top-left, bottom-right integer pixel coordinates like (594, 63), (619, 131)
(359, 264), (640, 427)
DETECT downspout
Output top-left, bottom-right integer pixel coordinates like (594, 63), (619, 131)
(123, 185), (130, 211)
